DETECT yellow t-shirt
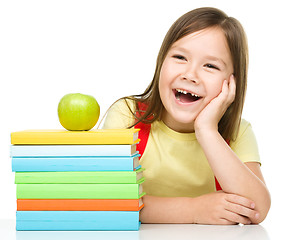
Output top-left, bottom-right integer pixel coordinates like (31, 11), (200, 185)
(102, 99), (261, 198)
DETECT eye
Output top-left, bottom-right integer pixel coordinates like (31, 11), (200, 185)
(173, 55), (187, 61)
(204, 63), (220, 70)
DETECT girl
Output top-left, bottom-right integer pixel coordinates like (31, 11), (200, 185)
(101, 7), (271, 225)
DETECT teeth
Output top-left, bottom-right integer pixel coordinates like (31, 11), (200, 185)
(176, 89), (200, 98)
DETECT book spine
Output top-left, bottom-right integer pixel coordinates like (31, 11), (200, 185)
(16, 184), (143, 199)
(10, 145), (137, 157)
(12, 157), (139, 172)
(11, 130), (139, 145)
(16, 211), (140, 231)
(15, 171), (144, 184)
(17, 199), (144, 211)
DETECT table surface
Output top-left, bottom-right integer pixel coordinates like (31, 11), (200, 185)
(0, 219), (274, 240)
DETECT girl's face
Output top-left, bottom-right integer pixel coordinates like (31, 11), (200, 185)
(159, 27), (234, 133)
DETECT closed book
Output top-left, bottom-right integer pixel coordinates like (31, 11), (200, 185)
(17, 198), (144, 211)
(11, 129), (140, 145)
(16, 180), (145, 199)
(15, 168), (144, 183)
(12, 154), (140, 172)
(16, 211), (141, 231)
(10, 144), (137, 157)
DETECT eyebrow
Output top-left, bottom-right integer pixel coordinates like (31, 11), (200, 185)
(170, 46), (227, 67)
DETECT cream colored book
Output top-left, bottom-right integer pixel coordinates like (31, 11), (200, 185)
(11, 129), (140, 145)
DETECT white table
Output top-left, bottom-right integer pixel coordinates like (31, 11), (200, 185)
(0, 219), (272, 240)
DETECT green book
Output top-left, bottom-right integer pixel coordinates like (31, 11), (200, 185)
(16, 179), (145, 199)
(15, 168), (145, 184)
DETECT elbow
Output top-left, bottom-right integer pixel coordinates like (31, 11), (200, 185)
(252, 189), (271, 224)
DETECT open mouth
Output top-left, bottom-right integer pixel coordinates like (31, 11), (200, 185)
(173, 89), (202, 103)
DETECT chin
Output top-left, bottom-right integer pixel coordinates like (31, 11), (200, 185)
(174, 108), (198, 122)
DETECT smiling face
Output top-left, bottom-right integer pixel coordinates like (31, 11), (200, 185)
(158, 27), (234, 133)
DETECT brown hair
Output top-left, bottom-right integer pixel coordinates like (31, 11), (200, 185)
(114, 7), (248, 140)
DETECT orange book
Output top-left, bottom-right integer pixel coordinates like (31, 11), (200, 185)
(17, 198), (144, 211)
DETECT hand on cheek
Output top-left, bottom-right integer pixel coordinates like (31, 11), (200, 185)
(194, 74), (236, 135)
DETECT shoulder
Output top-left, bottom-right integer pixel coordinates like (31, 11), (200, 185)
(231, 119), (256, 145)
(111, 98), (136, 111)
(230, 119), (260, 164)
(102, 98), (137, 129)
(236, 119), (253, 138)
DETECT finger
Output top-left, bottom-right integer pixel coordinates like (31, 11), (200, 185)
(224, 210), (252, 225)
(226, 194), (255, 209)
(217, 80), (229, 102)
(222, 79), (229, 96)
(227, 74), (236, 103)
(219, 79), (233, 112)
(225, 200), (259, 220)
(218, 218), (237, 225)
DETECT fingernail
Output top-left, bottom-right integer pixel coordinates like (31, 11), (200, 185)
(255, 213), (260, 219)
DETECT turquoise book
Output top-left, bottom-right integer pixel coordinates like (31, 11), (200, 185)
(16, 211), (141, 231)
(12, 154), (140, 172)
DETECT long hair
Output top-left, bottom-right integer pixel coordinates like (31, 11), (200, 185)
(115, 7), (248, 141)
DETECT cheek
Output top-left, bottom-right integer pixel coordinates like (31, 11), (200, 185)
(158, 71), (165, 95)
(159, 64), (172, 94)
(204, 79), (224, 101)
(158, 70), (168, 103)
(159, 64), (170, 83)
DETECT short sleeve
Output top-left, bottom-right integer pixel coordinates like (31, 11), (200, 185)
(230, 119), (261, 165)
(102, 99), (136, 129)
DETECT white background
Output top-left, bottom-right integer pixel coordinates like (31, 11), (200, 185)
(0, 0), (280, 237)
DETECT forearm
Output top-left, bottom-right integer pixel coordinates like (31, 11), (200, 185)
(140, 195), (194, 223)
(196, 130), (270, 223)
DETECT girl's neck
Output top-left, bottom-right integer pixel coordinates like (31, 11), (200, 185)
(161, 114), (195, 133)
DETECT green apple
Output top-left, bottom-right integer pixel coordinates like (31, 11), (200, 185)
(58, 93), (100, 131)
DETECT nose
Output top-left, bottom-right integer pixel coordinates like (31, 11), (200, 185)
(181, 64), (199, 84)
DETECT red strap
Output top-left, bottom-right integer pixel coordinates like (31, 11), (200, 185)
(134, 101), (225, 191)
(134, 102), (151, 159)
(215, 178), (222, 191)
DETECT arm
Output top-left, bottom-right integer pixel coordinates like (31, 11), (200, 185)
(195, 130), (270, 223)
(140, 193), (259, 224)
(140, 195), (194, 223)
(194, 76), (271, 223)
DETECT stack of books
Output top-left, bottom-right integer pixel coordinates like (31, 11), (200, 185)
(11, 129), (145, 231)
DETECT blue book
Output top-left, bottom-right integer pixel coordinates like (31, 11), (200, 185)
(10, 144), (138, 157)
(12, 154), (140, 172)
(16, 211), (141, 231)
